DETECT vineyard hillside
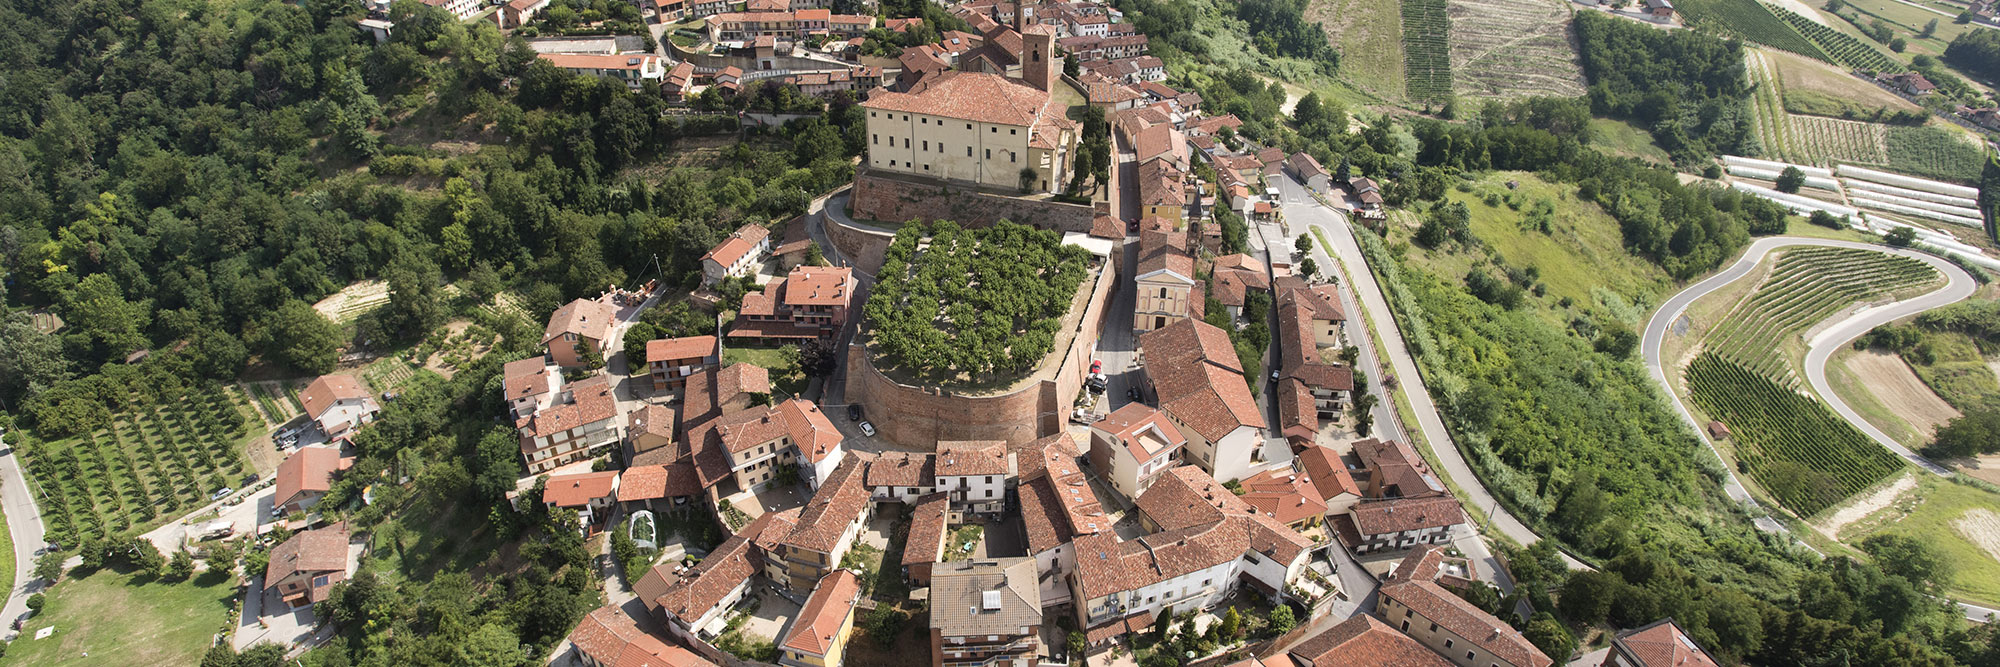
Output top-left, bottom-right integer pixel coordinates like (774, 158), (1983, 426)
(1766, 48), (1923, 119)
(1677, 0), (1831, 61)
(1445, 0), (1584, 100)
(1686, 353), (1904, 517)
(1401, 0), (1453, 103)
(1310, 0), (1408, 103)
(1700, 246), (1940, 387)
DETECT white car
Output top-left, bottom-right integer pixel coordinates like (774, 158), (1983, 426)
(859, 421), (876, 437)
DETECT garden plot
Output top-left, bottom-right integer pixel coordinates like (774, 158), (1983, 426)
(1446, 0), (1584, 100)
(1400, 0), (1453, 103)
(22, 385), (258, 540)
(313, 280), (392, 324)
(1747, 51), (1890, 167)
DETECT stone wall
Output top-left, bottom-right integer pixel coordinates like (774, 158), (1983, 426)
(846, 262), (1115, 448)
(848, 171), (1096, 233)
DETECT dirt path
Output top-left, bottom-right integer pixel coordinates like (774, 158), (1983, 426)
(1847, 350), (1962, 436)
(1818, 472), (1916, 537)
(1956, 508), (2000, 565)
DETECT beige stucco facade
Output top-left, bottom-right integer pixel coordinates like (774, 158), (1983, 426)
(865, 109), (1070, 193)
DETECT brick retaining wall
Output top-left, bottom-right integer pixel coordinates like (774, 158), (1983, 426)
(848, 171), (1096, 233)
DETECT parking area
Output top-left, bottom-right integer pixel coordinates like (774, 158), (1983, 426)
(859, 516), (895, 551)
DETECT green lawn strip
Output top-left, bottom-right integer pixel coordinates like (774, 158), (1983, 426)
(1841, 475), (2000, 607)
(0, 497), (14, 620)
(8, 567), (237, 666)
(721, 346), (806, 397)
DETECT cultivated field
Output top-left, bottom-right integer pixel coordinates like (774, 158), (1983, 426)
(1747, 50), (1893, 166)
(1828, 347), (1958, 449)
(1679, 0), (1831, 61)
(1767, 48), (1922, 118)
(22, 385), (259, 540)
(1445, 0), (1584, 100)
(1400, 0), (1453, 103)
(1700, 246), (1940, 387)
(1310, 0), (1407, 103)
(1884, 125), (1986, 183)
(1843, 475), (2000, 606)
(1686, 352), (1905, 517)
(1770, 4), (1907, 72)
(311, 279), (392, 325)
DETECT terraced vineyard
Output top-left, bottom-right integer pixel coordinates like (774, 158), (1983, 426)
(1678, 0), (1830, 61)
(1686, 353), (1903, 517)
(1702, 247), (1939, 387)
(1885, 126), (1985, 184)
(1444, 0), (1583, 100)
(1400, 0), (1453, 103)
(1747, 51), (1889, 166)
(23, 385), (257, 540)
(1769, 5), (1905, 73)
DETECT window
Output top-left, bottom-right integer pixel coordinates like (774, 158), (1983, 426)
(1404, 609), (1413, 618)
(922, 118), (928, 124)
(872, 134), (877, 144)
(967, 147), (973, 157)
(904, 138), (910, 148)
(1444, 639), (1453, 649)
(890, 160), (896, 167)
(991, 127), (997, 133)
(1465, 652), (1475, 661)
(1158, 287), (1168, 298)
(1011, 129), (1018, 135)
(1430, 623), (1438, 632)
(922, 140), (928, 151)
(986, 149), (992, 159)
(1146, 596), (1155, 603)
(1400, 620), (1409, 632)
(313, 575), (330, 587)
(1010, 152), (1017, 162)
(985, 489), (994, 498)
(986, 476), (994, 483)
(966, 123), (973, 129)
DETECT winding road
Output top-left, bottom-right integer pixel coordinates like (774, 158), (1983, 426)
(1640, 236), (1995, 621)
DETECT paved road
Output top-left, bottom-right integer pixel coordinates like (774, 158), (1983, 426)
(1274, 175), (1586, 574)
(0, 433), (45, 639)
(1638, 236), (2000, 622)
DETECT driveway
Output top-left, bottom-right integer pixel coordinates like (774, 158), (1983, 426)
(0, 434), (46, 639)
(738, 586), (802, 643)
(1274, 175), (1587, 574)
(144, 485), (278, 555)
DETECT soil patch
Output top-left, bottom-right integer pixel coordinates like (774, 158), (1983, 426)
(1847, 350), (1961, 436)
(1958, 455), (2000, 487)
(312, 280), (392, 324)
(1820, 472), (1915, 537)
(1955, 508), (2000, 566)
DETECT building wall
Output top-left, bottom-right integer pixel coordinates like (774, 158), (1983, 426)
(846, 261), (1111, 448)
(847, 171), (1095, 234)
(549, 333), (603, 368)
(1082, 559), (1238, 626)
(1142, 201), (1184, 222)
(1379, 596), (1530, 667)
(523, 418), (619, 474)
(1174, 423), (1261, 485)
(1131, 278), (1192, 333)
(865, 107), (1040, 190)
(938, 473), (1005, 512)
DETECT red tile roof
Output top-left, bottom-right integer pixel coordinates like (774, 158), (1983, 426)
(782, 266), (854, 307)
(904, 492), (952, 567)
(1355, 438), (1445, 499)
(569, 605), (716, 667)
(1238, 467), (1327, 525)
(265, 527), (349, 598)
(1296, 445), (1360, 501)
(1289, 614), (1450, 667)
(1141, 319), (1264, 441)
(543, 298), (616, 344)
(1611, 618), (1721, 667)
(865, 451), (935, 488)
(1380, 577), (1551, 667)
(863, 70), (1056, 127)
(648, 336), (717, 363)
(1349, 496), (1465, 536)
(628, 403), (677, 443)
(504, 357), (554, 402)
(1073, 467), (1310, 599)
(782, 570), (862, 656)
(936, 441), (1010, 477)
(683, 363), (771, 424)
(780, 454), (873, 553)
(1017, 435), (1109, 555)
(275, 446), (349, 509)
(543, 470), (621, 507)
(517, 376), (618, 441)
(780, 400), (843, 463)
(1093, 403), (1185, 464)
(701, 224), (771, 268)
(300, 374), (369, 420)
(641, 531), (764, 623)
(617, 464), (701, 502)
(539, 52), (662, 72)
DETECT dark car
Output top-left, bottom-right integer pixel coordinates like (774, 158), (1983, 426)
(847, 404), (862, 422)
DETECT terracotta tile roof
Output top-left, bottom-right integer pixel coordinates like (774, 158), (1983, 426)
(1133, 123), (1187, 167)
(640, 532), (764, 623)
(772, 239), (813, 257)
(1157, 361), (1264, 442)
(1209, 267), (1268, 308)
(780, 454), (873, 553)
(1084, 611), (1155, 644)
(1135, 465), (1243, 531)
(648, 336), (717, 363)
(1015, 435), (1109, 555)
(265, 527), (349, 596)
(863, 70), (1054, 127)
(617, 463), (701, 502)
(628, 403), (678, 443)
(1212, 254), (1265, 273)
(1141, 317), (1239, 373)
(782, 570), (862, 656)
(1093, 403), (1185, 464)
(300, 375), (369, 420)
(569, 605), (716, 667)
(504, 357), (555, 402)
(683, 363), (771, 424)
(1354, 438), (1445, 499)
(543, 298), (616, 344)
(274, 446), (351, 509)
(1089, 215), (1124, 240)
(1136, 230), (1194, 282)
(1349, 496), (1465, 536)
(1280, 283), (1346, 322)
(1073, 483), (1310, 602)
(865, 451), (936, 488)
(1289, 614), (1450, 667)
(1275, 377), (1317, 442)
(1237, 467), (1327, 525)
(936, 441), (1010, 477)
(517, 376), (618, 441)
(1286, 151), (1328, 180)
(903, 492), (951, 567)
(777, 399), (842, 463)
(544, 470), (621, 507)
(1611, 618), (1722, 667)
(1296, 445), (1360, 501)
(715, 405), (792, 453)
(1379, 577), (1551, 667)
(782, 266), (854, 307)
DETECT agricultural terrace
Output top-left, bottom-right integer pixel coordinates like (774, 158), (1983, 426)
(1700, 247), (1940, 387)
(862, 220), (1095, 387)
(1399, 0), (1452, 103)
(1842, 474), (2000, 606)
(1766, 48), (1923, 119)
(1679, 0), (1831, 61)
(1884, 126), (1985, 184)
(1768, 4), (1905, 72)
(1308, 0), (1407, 102)
(22, 384), (258, 542)
(1687, 353), (1904, 516)
(1748, 51), (1891, 167)
(1445, 0), (1584, 100)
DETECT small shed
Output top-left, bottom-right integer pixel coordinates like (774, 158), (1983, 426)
(1707, 420), (1730, 440)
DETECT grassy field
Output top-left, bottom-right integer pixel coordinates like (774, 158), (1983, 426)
(1407, 172), (1677, 312)
(1907, 329), (2000, 414)
(1827, 347), (1933, 449)
(1767, 48), (1922, 118)
(1828, 0), (1976, 60)
(6, 567), (238, 666)
(1586, 119), (1673, 165)
(1309, 0), (1407, 104)
(1445, 0), (1584, 100)
(1842, 475), (2000, 607)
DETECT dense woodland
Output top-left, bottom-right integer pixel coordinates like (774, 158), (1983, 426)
(1573, 11), (1756, 166)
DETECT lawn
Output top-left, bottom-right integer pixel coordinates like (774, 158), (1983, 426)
(1409, 171), (1677, 315)
(1841, 475), (2000, 607)
(1906, 329), (2000, 415)
(0, 503), (13, 621)
(721, 346), (806, 398)
(1585, 119), (1672, 165)
(944, 525), (983, 562)
(6, 567), (237, 666)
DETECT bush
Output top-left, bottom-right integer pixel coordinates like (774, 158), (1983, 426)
(25, 593), (44, 612)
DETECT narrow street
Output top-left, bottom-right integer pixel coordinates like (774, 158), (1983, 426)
(1275, 174), (1584, 581)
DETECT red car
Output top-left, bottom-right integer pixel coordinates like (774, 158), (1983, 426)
(1090, 360), (1103, 374)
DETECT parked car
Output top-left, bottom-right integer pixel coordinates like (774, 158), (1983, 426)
(859, 421), (876, 437)
(1090, 359), (1103, 374)
(210, 487), (233, 501)
(847, 404), (862, 422)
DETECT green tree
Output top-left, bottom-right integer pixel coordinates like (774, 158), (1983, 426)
(167, 549), (195, 580)
(1861, 533), (1954, 588)
(1928, 410), (2000, 459)
(386, 252), (447, 338)
(1923, 18), (1939, 37)
(0, 311), (73, 410)
(1269, 604), (1296, 634)
(1220, 606), (1243, 638)
(623, 321), (659, 368)
(261, 300), (343, 374)
(1295, 233), (1314, 255)
(1524, 614), (1577, 662)
(33, 551), (65, 583)
(1775, 166), (1806, 194)
(1891, 37), (1909, 53)
(459, 623), (528, 666)
(61, 273), (152, 358)
(1886, 226), (1919, 247)
(1299, 257), (1319, 280)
